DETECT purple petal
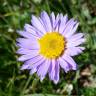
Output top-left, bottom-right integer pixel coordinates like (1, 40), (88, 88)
(21, 57), (45, 73)
(50, 12), (55, 31)
(67, 33), (84, 41)
(64, 47), (85, 56)
(28, 57), (46, 69)
(20, 63), (30, 70)
(49, 59), (55, 80)
(20, 55), (43, 70)
(59, 14), (68, 33)
(17, 38), (37, 44)
(24, 24), (42, 37)
(62, 19), (77, 37)
(40, 11), (52, 32)
(66, 38), (86, 47)
(17, 38), (39, 49)
(31, 15), (46, 34)
(17, 30), (39, 39)
(54, 60), (60, 84)
(62, 54), (77, 70)
(54, 13), (60, 32)
(54, 14), (59, 28)
(17, 48), (38, 55)
(39, 76), (45, 81)
(59, 57), (70, 72)
(30, 68), (37, 75)
(65, 23), (79, 38)
(18, 51), (39, 61)
(37, 59), (51, 81)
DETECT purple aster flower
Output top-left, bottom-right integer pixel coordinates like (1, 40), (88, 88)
(17, 11), (85, 84)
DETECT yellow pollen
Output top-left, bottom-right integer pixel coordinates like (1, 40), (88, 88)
(38, 32), (65, 59)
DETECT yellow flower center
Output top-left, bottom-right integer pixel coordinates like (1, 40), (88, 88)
(38, 32), (65, 59)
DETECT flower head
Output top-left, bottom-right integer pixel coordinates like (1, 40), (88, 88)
(17, 11), (85, 84)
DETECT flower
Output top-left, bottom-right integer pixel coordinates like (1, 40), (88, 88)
(17, 11), (85, 84)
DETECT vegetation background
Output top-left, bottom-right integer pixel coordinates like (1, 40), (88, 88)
(0, 0), (96, 96)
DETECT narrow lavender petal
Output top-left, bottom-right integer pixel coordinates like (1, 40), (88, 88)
(24, 24), (40, 37)
(48, 61), (52, 80)
(64, 47), (85, 56)
(38, 17), (47, 32)
(17, 30), (39, 39)
(17, 48), (39, 55)
(59, 14), (68, 33)
(67, 33), (84, 41)
(65, 23), (79, 38)
(54, 14), (59, 29)
(18, 52), (39, 61)
(37, 59), (51, 79)
(16, 43), (39, 50)
(24, 55), (43, 66)
(17, 38), (37, 44)
(39, 76), (45, 81)
(20, 55), (43, 70)
(28, 57), (46, 69)
(54, 14), (63, 32)
(55, 14), (63, 32)
(62, 54), (77, 70)
(50, 12), (55, 31)
(28, 58), (46, 81)
(53, 60), (60, 84)
(30, 68), (37, 75)
(78, 47), (85, 50)
(31, 15), (46, 34)
(17, 38), (39, 49)
(62, 19), (77, 37)
(49, 59), (55, 80)
(17, 43), (39, 50)
(40, 11), (52, 32)
(59, 57), (70, 72)
(66, 38), (86, 47)
(24, 24), (42, 37)
(20, 63), (30, 70)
